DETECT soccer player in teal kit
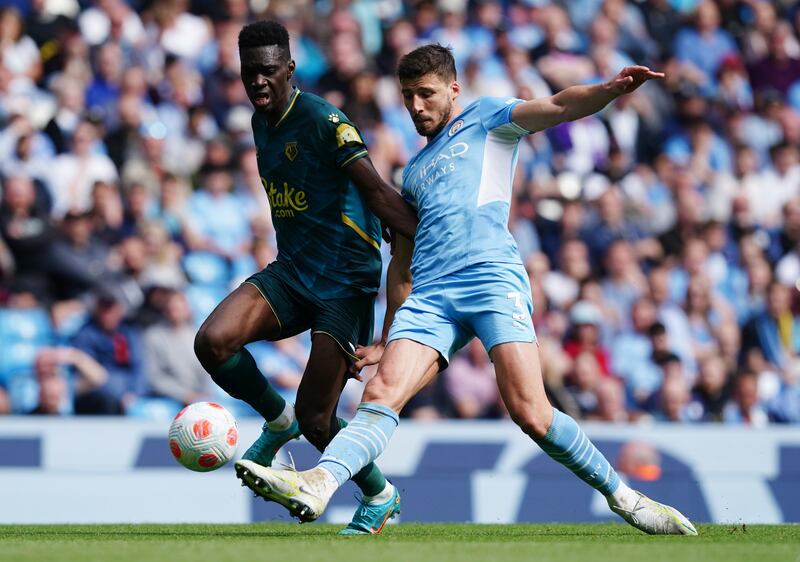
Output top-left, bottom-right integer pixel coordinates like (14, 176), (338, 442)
(193, 21), (417, 534)
(237, 44), (699, 536)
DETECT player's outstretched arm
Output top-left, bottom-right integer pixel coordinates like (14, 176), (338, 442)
(511, 66), (665, 133)
(350, 234), (413, 375)
(345, 157), (418, 241)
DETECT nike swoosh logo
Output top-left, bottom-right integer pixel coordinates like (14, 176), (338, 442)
(370, 495), (400, 534)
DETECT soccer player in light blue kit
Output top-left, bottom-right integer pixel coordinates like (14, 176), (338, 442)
(236, 45), (698, 535)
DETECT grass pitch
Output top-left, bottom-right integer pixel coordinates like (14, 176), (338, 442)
(0, 523), (798, 562)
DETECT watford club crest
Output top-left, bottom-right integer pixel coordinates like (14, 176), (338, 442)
(284, 141), (298, 161)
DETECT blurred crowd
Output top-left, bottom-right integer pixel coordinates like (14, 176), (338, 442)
(0, 0), (798, 426)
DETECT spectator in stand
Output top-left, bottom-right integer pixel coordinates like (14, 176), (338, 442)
(28, 346), (107, 415)
(775, 197), (800, 259)
(89, 179), (125, 245)
(185, 162), (251, 260)
(537, 199), (587, 266)
(690, 355), (731, 421)
(563, 300), (611, 376)
(49, 209), (107, 300)
(655, 374), (694, 422)
(611, 297), (662, 404)
(741, 256), (773, 322)
(648, 265), (696, 373)
(316, 31), (367, 108)
(683, 274), (734, 362)
(0, 174), (55, 299)
(673, 0), (738, 94)
(600, 239), (647, 331)
(444, 340), (500, 419)
(768, 359), (800, 424)
(0, 114), (54, 188)
(757, 142), (800, 229)
(143, 289), (210, 406)
(85, 40), (124, 122)
(70, 289), (145, 414)
(77, 0), (145, 49)
(105, 234), (154, 316)
(723, 370), (770, 426)
(44, 76), (87, 155)
(742, 281), (800, 372)
(747, 21), (800, 98)
(716, 54), (753, 112)
(48, 119), (119, 219)
(564, 351), (604, 418)
(587, 377), (631, 423)
(0, 6), (42, 84)
(775, 199), (800, 287)
(104, 91), (146, 171)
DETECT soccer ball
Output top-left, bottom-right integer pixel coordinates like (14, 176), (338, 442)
(168, 402), (238, 472)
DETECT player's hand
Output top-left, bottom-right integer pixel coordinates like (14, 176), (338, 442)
(349, 342), (386, 377)
(607, 66), (665, 96)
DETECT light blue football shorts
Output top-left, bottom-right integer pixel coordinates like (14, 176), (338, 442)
(387, 261), (536, 364)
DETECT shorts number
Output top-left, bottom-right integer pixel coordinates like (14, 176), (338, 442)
(507, 292), (527, 322)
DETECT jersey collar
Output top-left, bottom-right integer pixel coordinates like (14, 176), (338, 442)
(271, 87), (301, 128)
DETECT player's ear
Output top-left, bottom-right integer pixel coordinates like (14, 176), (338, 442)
(450, 80), (461, 100)
(287, 59), (296, 81)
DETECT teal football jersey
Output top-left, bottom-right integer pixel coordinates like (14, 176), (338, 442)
(251, 88), (382, 299)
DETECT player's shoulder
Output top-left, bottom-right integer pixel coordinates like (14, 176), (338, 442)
(297, 91), (349, 123)
(476, 95), (525, 112)
(472, 95), (527, 135)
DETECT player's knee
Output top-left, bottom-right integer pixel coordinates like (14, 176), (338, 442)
(362, 372), (403, 411)
(509, 407), (550, 440)
(295, 407), (331, 451)
(194, 321), (236, 371)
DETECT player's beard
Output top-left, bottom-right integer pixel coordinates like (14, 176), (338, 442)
(420, 100), (454, 139)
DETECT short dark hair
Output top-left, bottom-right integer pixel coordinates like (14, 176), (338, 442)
(647, 321), (667, 338)
(653, 350), (680, 367)
(397, 44), (457, 83)
(238, 20), (290, 57)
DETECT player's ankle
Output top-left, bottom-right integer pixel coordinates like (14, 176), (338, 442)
(315, 466), (341, 500)
(364, 481), (394, 505)
(607, 480), (637, 509)
(266, 402), (295, 431)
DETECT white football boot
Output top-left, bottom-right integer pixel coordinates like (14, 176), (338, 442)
(235, 459), (331, 523)
(609, 491), (698, 535)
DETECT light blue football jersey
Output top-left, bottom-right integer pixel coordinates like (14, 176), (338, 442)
(401, 96), (531, 288)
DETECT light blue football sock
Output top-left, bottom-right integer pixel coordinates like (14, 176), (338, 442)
(318, 402), (399, 487)
(534, 408), (620, 496)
